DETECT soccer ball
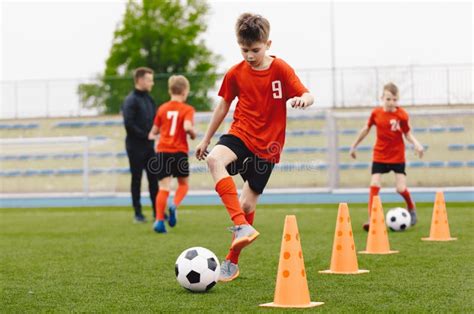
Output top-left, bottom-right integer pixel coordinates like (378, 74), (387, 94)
(385, 207), (411, 231)
(175, 247), (220, 292)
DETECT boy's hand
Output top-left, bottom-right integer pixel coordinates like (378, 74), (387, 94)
(349, 147), (357, 159)
(195, 140), (210, 161)
(287, 97), (309, 109)
(414, 144), (424, 158)
(188, 129), (197, 140)
(148, 132), (159, 140)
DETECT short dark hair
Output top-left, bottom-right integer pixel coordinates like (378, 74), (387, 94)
(133, 67), (154, 83)
(235, 13), (270, 46)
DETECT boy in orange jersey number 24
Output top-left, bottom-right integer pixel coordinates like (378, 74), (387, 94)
(350, 82), (424, 231)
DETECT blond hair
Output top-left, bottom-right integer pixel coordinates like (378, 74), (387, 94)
(168, 75), (190, 95)
(383, 82), (399, 97)
(235, 13), (270, 46)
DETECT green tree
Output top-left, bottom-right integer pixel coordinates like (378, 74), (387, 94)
(78, 0), (221, 113)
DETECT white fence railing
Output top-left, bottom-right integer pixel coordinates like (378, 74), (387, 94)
(1, 64), (472, 119)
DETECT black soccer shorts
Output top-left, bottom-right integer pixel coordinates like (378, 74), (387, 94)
(371, 162), (406, 175)
(152, 152), (190, 180)
(216, 134), (275, 195)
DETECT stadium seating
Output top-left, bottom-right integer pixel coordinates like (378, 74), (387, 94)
(3, 160), (473, 178)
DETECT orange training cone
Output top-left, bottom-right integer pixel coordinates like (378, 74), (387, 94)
(422, 191), (457, 241)
(320, 203), (369, 274)
(359, 196), (399, 254)
(260, 215), (324, 308)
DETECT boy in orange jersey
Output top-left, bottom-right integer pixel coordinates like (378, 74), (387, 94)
(195, 13), (314, 282)
(148, 75), (197, 233)
(349, 82), (424, 231)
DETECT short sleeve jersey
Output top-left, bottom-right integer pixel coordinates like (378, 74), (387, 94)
(218, 57), (308, 163)
(153, 101), (195, 154)
(367, 106), (411, 163)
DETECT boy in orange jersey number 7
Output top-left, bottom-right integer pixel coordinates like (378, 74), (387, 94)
(349, 82), (424, 231)
(195, 13), (314, 282)
(149, 75), (197, 234)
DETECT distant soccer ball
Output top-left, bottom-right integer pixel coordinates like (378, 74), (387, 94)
(386, 207), (411, 231)
(175, 247), (220, 292)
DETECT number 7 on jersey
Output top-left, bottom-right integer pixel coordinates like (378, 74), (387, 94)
(167, 111), (179, 136)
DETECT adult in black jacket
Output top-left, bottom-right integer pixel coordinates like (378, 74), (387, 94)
(122, 67), (158, 223)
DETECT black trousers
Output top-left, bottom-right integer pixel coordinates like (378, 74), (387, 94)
(126, 145), (158, 217)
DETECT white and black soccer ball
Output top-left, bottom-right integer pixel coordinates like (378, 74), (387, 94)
(175, 247), (220, 292)
(386, 207), (411, 231)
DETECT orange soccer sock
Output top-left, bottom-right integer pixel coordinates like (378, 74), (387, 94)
(155, 190), (169, 221)
(399, 189), (415, 210)
(368, 185), (380, 217)
(215, 177), (247, 225)
(173, 182), (189, 207)
(226, 211), (256, 264)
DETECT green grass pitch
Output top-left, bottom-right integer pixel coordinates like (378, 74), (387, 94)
(1, 203), (473, 312)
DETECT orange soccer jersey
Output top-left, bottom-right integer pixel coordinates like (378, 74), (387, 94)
(218, 57), (308, 163)
(368, 106), (410, 163)
(153, 101), (195, 153)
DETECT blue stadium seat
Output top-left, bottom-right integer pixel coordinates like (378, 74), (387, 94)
(39, 169), (55, 176)
(316, 164), (328, 170)
(87, 121), (100, 127)
(116, 152), (127, 158)
(114, 168), (130, 174)
(301, 147), (319, 153)
(190, 165), (208, 173)
(358, 145), (372, 151)
(446, 161), (464, 168)
(448, 144), (464, 151)
(284, 147), (299, 153)
(340, 129), (357, 135)
(428, 127), (446, 133)
(55, 121), (85, 128)
(24, 170), (41, 176)
(338, 146), (351, 152)
(448, 126), (464, 132)
(467, 161), (474, 167)
(4, 170), (21, 177)
(467, 144), (474, 150)
(428, 161), (445, 168)
(103, 120), (123, 126)
(56, 169), (83, 175)
(339, 163), (351, 170)
(90, 168), (105, 175)
(408, 161), (425, 168)
(18, 155), (31, 160)
(352, 162), (370, 169)
(413, 127), (427, 133)
(94, 152), (114, 158)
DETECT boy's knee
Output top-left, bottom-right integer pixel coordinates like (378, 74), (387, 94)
(206, 154), (219, 170)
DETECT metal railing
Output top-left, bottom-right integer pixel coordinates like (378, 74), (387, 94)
(1, 64), (472, 119)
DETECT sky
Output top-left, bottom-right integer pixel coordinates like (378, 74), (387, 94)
(1, 0), (472, 81)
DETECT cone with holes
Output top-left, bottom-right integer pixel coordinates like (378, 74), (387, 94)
(359, 196), (399, 254)
(260, 215), (324, 308)
(422, 191), (457, 241)
(320, 203), (369, 274)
